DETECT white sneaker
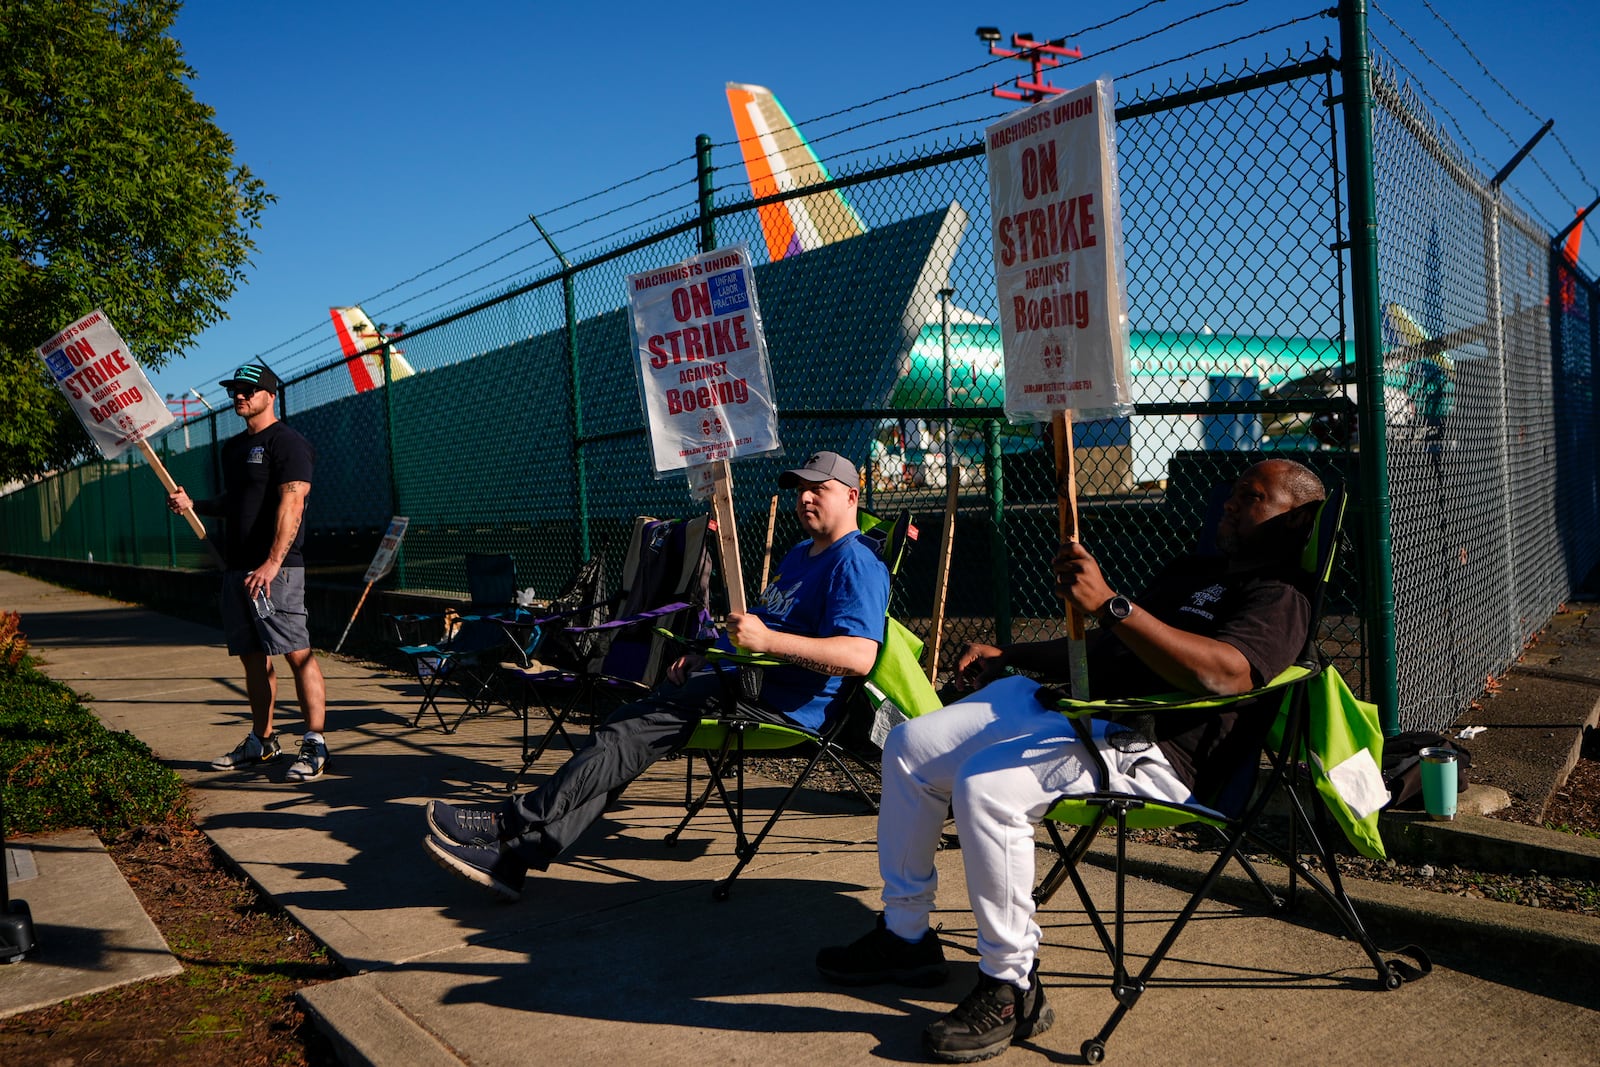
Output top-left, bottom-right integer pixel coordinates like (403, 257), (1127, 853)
(211, 732), (281, 770)
(286, 737), (329, 781)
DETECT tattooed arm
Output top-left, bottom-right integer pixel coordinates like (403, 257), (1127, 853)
(724, 612), (878, 677)
(244, 480), (309, 598)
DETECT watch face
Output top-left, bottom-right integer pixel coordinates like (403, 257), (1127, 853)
(1107, 596), (1132, 620)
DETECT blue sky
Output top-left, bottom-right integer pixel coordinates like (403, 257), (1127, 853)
(150, 0), (1600, 407)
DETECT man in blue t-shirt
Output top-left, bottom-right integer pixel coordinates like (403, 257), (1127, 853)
(422, 450), (890, 901)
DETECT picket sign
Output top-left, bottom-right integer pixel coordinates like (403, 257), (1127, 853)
(335, 516), (410, 652)
(984, 78), (1133, 699)
(626, 245), (782, 621)
(36, 309), (222, 567)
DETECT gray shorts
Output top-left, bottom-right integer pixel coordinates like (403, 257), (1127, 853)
(221, 568), (312, 656)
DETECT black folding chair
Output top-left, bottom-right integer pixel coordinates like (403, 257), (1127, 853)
(506, 515), (715, 783)
(390, 553), (523, 733)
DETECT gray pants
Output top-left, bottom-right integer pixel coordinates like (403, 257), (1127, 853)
(501, 671), (792, 868)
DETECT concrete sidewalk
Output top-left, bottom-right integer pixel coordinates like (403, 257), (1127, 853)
(4, 567), (1600, 1065)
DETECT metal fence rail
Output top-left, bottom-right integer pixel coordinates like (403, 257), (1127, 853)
(4, 4), (1596, 734)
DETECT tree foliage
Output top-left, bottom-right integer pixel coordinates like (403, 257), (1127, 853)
(0, 0), (272, 481)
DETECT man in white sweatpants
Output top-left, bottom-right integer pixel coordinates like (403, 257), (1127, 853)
(817, 459), (1328, 1064)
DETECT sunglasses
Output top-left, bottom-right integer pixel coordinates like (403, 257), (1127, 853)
(230, 386), (263, 398)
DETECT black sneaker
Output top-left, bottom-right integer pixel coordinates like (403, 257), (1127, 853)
(425, 799), (507, 847)
(210, 732), (282, 770)
(923, 961), (1054, 1063)
(424, 835), (527, 902)
(816, 914), (949, 987)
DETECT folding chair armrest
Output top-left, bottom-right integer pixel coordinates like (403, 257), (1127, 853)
(652, 627), (783, 669)
(704, 648), (784, 668)
(1045, 664), (1316, 719)
(387, 611), (452, 643)
(568, 601), (690, 635)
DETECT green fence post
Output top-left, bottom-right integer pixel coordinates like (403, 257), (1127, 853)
(100, 459), (112, 563)
(127, 452), (140, 566)
(1339, 0), (1399, 733)
(697, 133), (716, 253)
(530, 212), (589, 563)
(986, 420), (1011, 644)
(379, 340), (408, 586)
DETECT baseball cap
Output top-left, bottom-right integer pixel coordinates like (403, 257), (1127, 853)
(778, 451), (860, 490)
(220, 362), (282, 394)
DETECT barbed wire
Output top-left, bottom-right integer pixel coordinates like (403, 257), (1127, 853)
(1413, 0), (1593, 191)
(1368, 32), (1499, 176)
(715, 1), (1316, 193)
(1370, 5), (1573, 228)
(1114, 10), (1333, 84)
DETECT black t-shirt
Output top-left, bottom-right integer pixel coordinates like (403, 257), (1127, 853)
(1082, 555), (1311, 800)
(219, 421), (315, 570)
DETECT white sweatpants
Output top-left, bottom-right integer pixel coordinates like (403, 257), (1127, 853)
(878, 675), (1194, 986)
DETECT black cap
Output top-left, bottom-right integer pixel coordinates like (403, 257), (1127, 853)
(778, 451), (860, 490)
(220, 362), (281, 394)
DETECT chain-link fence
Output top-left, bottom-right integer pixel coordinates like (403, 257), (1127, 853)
(3, 7), (1596, 734)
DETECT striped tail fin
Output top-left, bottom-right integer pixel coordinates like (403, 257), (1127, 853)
(329, 306), (414, 392)
(725, 82), (866, 260)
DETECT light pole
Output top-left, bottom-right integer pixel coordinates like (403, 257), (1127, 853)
(939, 287), (955, 487)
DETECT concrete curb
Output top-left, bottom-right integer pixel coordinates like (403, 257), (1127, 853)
(1381, 811), (1600, 881)
(1082, 837), (1600, 988)
(298, 980), (464, 1067)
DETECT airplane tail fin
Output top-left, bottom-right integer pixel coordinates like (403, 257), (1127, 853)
(330, 306), (415, 391)
(725, 82), (866, 260)
(1381, 301), (1430, 351)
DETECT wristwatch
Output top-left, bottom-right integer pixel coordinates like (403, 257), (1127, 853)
(1099, 595), (1133, 627)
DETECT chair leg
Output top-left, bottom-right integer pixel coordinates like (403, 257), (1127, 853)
(818, 744), (881, 812)
(667, 730), (741, 847)
(410, 666), (454, 732)
(711, 735), (840, 901)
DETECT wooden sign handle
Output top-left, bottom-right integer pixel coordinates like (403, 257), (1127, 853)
(925, 472), (960, 683)
(138, 439), (209, 543)
(759, 493), (779, 592)
(1051, 411), (1086, 640)
(710, 460), (746, 616)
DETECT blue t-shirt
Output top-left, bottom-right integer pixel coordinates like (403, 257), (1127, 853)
(738, 529), (889, 730)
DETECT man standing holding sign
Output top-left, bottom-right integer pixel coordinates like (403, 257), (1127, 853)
(166, 363), (331, 782)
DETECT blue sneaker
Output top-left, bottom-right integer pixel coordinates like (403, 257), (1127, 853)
(424, 835), (527, 902)
(425, 799), (506, 846)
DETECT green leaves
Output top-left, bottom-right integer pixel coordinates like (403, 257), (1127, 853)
(0, 0), (275, 481)
(0, 657), (188, 834)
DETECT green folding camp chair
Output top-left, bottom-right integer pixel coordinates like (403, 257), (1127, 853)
(1031, 483), (1430, 1063)
(667, 508), (940, 900)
